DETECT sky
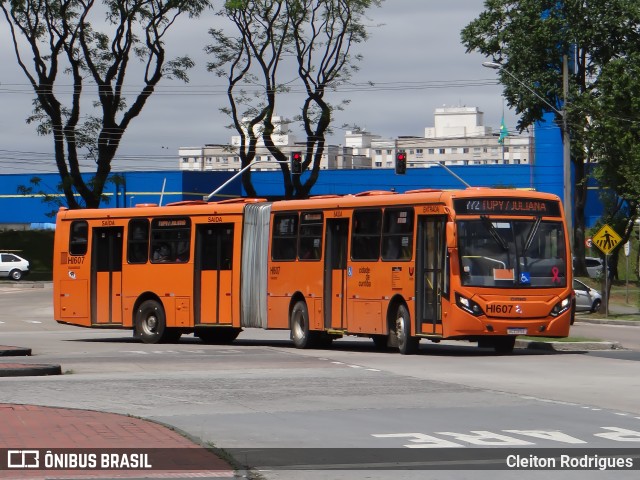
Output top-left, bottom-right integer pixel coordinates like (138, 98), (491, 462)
(0, 0), (517, 174)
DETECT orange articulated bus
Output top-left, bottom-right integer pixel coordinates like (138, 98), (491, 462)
(53, 187), (573, 354)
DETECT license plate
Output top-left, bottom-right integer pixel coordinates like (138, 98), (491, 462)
(507, 328), (527, 335)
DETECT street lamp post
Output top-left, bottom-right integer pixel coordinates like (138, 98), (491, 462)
(482, 60), (572, 249)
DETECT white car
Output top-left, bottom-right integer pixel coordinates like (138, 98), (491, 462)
(0, 253), (30, 281)
(584, 257), (604, 278)
(573, 278), (602, 313)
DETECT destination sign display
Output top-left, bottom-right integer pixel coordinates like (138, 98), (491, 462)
(453, 198), (561, 217)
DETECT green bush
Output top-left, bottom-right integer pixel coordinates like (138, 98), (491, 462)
(0, 229), (54, 281)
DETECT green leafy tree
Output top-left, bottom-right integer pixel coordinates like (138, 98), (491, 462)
(208, 0), (381, 199)
(591, 52), (640, 242)
(461, 0), (640, 275)
(1, 0), (210, 209)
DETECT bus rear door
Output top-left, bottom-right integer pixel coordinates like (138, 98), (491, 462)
(416, 216), (447, 335)
(194, 223), (235, 325)
(323, 218), (349, 330)
(91, 227), (123, 325)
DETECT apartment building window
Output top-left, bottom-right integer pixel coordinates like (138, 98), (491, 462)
(416, 149), (423, 154)
(234, 156), (240, 163)
(463, 147), (470, 154)
(375, 161), (382, 167)
(451, 147), (458, 153)
(375, 149), (382, 155)
(206, 157), (212, 164)
(504, 147), (510, 153)
(473, 147), (481, 153)
(387, 149), (392, 155)
(182, 158), (189, 164)
(439, 148), (445, 154)
(428, 148), (435, 155)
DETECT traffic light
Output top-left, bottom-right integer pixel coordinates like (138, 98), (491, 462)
(291, 151), (303, 174)
(395, 151), (407, 175)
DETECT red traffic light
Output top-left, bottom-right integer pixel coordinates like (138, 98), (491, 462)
(291, 151), (303, 174)
(395, 151), (407, 174)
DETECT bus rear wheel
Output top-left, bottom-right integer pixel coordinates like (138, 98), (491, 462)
(291, 300), (316, 349)
(136, 299), (171, 344)
(395, 304), (418, 355)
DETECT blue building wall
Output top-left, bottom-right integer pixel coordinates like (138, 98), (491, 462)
(0, 171), (241, 225)
(244, 164), (535, 198)
(0, 155), (604, 227)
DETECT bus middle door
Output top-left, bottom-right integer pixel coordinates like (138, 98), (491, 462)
(194, 223), (235, 325)
(323, 218), (349, 330)
(416, 216), (447, 335)
(91, 227), (123, 325)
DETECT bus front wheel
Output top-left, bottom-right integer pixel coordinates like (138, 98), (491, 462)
(136, 300), (170, 344)
(291, 300), (316, 349)
(395, 304), (419, 355)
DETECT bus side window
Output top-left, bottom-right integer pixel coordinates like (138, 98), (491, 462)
(351, 209), (382, 261)
(69, 220), (88, 255)
(128, 219), (149, 264)
(150, 217), (191, 264)
(298, 211), (323, 261)
(382, 208), (414, 261)
(272, 213), (298, 261)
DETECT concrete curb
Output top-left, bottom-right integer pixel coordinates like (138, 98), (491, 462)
(0, 345), (32, 356)
(575, 318), (640, 326)
(0, 363), (62, 377)
(516, 340), (622, 352)
(0, 281), (45, 288)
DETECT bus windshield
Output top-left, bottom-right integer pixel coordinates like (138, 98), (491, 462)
(458, 217), (567, 288)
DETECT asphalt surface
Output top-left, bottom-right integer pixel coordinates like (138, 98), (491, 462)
(1, 280), (638, 479)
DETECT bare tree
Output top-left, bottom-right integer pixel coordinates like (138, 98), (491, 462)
(208, 0), (381, 198)
(287, 0), (379, 197)
(208, 0), (290, 197)
(1, 0), (209, 208)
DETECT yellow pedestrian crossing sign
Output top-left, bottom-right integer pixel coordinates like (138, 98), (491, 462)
(592, 224), (622, 254)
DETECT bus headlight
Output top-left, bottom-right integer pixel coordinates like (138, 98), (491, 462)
(550, 296), (572, 317)
(455, 293), (484, 317)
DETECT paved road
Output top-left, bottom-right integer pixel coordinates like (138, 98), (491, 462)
(1, 284), (640, 479)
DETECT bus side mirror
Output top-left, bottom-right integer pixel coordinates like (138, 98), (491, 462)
(446, 222), (457, 249)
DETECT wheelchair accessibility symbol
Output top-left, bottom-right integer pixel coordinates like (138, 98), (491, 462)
(520, 272), (531, 284)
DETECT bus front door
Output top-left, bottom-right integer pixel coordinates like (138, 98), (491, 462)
(416, 216), (446, 335)
(91, 227), (123, 325)
(324, 218), (349, 330)
(194, 224), (235, 325)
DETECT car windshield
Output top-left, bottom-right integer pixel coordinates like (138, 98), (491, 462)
(458, 217), (567, 288)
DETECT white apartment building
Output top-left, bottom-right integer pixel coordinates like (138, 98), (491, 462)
(179, 116), (352, 171)
(179, 107), (532, 171)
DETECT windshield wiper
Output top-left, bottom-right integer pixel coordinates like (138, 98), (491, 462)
(480, 215), (508, 251)
(522, 216), (542, 257)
